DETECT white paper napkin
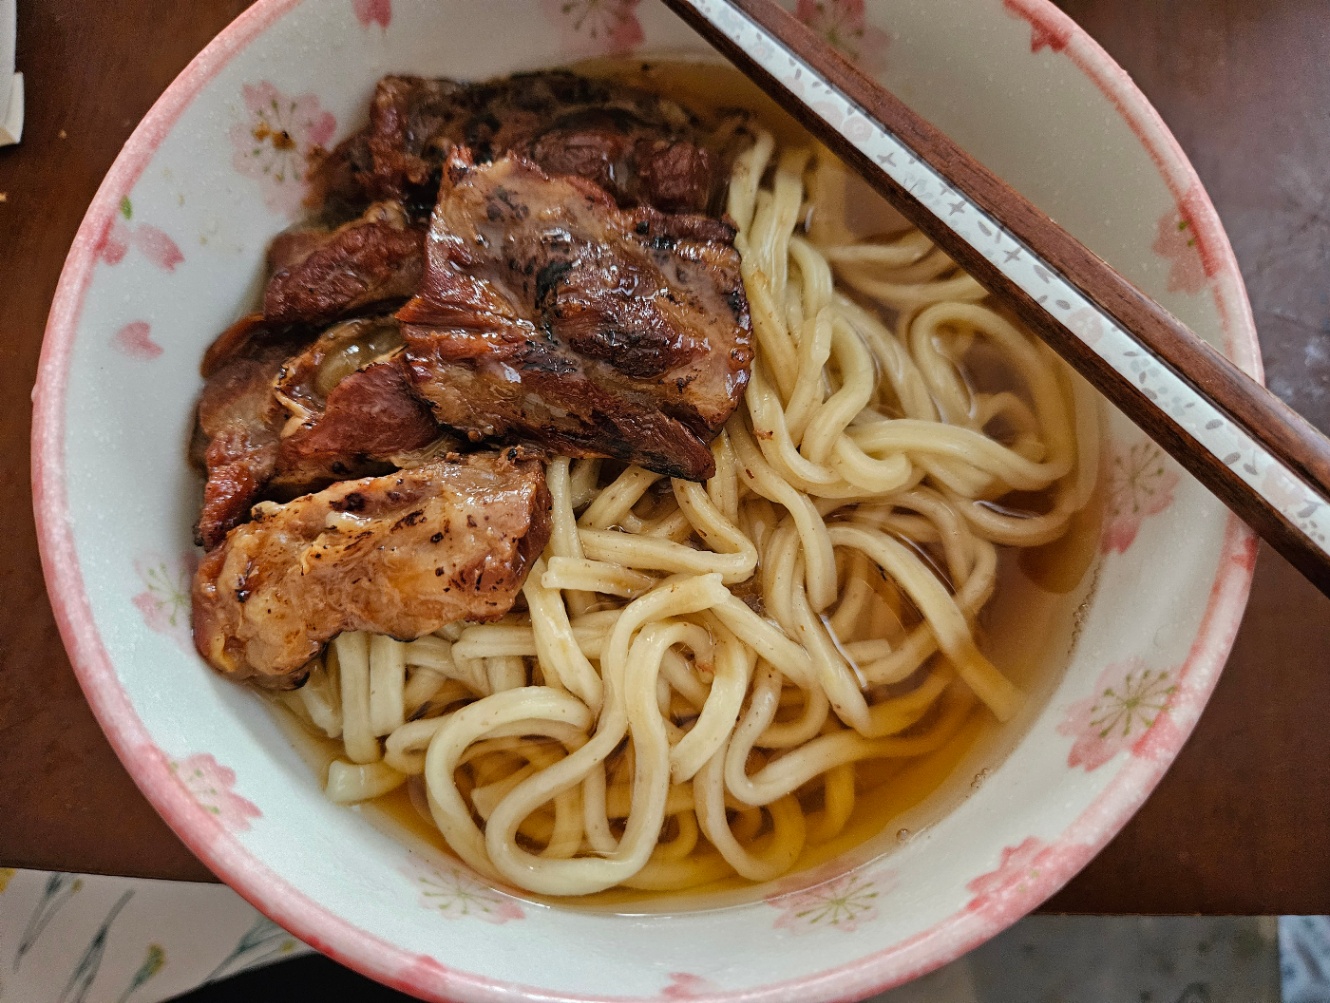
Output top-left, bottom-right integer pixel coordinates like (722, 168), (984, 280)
(0, 0), (22, 146)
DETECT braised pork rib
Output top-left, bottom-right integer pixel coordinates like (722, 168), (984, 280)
(189, 71), (756, 685)
(193, 453), (550, 687)
(311, 71), (742, 217)
(398, 151), (752, 480)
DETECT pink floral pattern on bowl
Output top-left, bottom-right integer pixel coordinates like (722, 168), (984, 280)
(404, 859), (525, 925)
(132, 552), (198, 650)
(1001, 0), (1074, 54)
(352, 0), (391, 29)
(97, 198), (184, 271)
(794, 0), (891, 72)
(662, 972), (721, 998)
(229, 82), (337, 216)
(111, 321), (163, 361)
(1102, 439), (1181, 553)
(965, 837), (1095, 922)
(1153, 205), (1208, 295)
(170, 754), (262, 832)
(765, 869), (891, 934)
(541, 0), (643, 57)
(1057, 657), (1179, 771)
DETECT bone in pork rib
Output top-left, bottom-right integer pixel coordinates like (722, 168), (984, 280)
(193, 315), (447, 548)
(268, 317), (445, 494)
(310, 71), (741, 218)
(193, 452), (551, 688)
(397, 150), (752, 481)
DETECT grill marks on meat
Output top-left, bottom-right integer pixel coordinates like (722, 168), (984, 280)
(521, 107), (718, 215)
(193, 453), (551, 688)
(190, 72), (758, 691)
(311, 71), (740, 217)
(194, 316), (448, 542)
(398, 151), (752, 481)
(263, 201), (426, 327)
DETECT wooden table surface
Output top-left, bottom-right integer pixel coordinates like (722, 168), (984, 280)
(1, 0), (1327, 915)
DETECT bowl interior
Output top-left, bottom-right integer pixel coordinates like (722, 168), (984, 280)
(35, 2), (1257, 1001)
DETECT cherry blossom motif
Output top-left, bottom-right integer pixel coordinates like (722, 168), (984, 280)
(1101, 439), (1181, 553)
(1063, 306), (1104, 346)
(809, 99), (844, 131)
(132, 552), (198, 650)
(133, 224), (185, 271)
(170, 754), (262, 832)
(1001, 0), (1074, 54)
(965, 837), (1095, 922)
(541, 0), (643, 57)
(794, 0), (891, 73)
(765, 869), (891, 934)
(352, 0), (391, 28)
(663, 972), (722, 998)
(404, 858), (525, 924)
(1262, 462), (1323, 530)
(96, 198), (184, 270)
(1152, 205), (1208, 295)
(229, 82), (337, 216)
(1057, 657), (1178, 771)
(98, 217), (131, 265)
(842, 115), (873, 143)
(111, 321), (163, 360)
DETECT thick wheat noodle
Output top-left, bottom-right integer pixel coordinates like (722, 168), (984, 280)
(285, 128), (1094, 898)
(524, 557), (604, 712)
(668, 620), (754, 783)
(334, 632), (377, 765)
(820, 229), (932, 267)
(423, 687), (593, 881)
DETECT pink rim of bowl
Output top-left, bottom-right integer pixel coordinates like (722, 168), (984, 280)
(31, 1), (1259, 1000)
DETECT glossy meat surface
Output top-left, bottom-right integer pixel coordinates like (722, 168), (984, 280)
(194, 316), (448, 541)
(192, 452), (551, 687)
(397, 151), (752, 480)
(263, 201), (425, 326)
(192, 319), (299, 549)
(311, 71), (741, 216)
(269, 317), (444, 494)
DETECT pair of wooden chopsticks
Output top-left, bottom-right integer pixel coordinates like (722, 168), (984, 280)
(662, 0), (1330, 597)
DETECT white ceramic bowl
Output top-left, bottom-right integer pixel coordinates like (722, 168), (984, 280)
(33, 1), (1260, 1000)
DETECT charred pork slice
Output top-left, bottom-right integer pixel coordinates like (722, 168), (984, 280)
(195, 315), (449, 546)
(397, 152), (752, 481)
(193, 452), (551, 688)
(310, 71), (743, 216)
(193, 316), (304, 550)
(269, 316), (445, 495)
(264, 201), (426, 326)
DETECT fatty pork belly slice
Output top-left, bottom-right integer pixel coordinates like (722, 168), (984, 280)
(310, 71), (742, 216)
(397, 152), (753, 481)
(263, 200), (426, 327)
(193, 452), (551, 689)
(268, 316), (445, 495)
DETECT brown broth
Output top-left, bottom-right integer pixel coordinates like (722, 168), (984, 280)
(266, 58), (1102, 913)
